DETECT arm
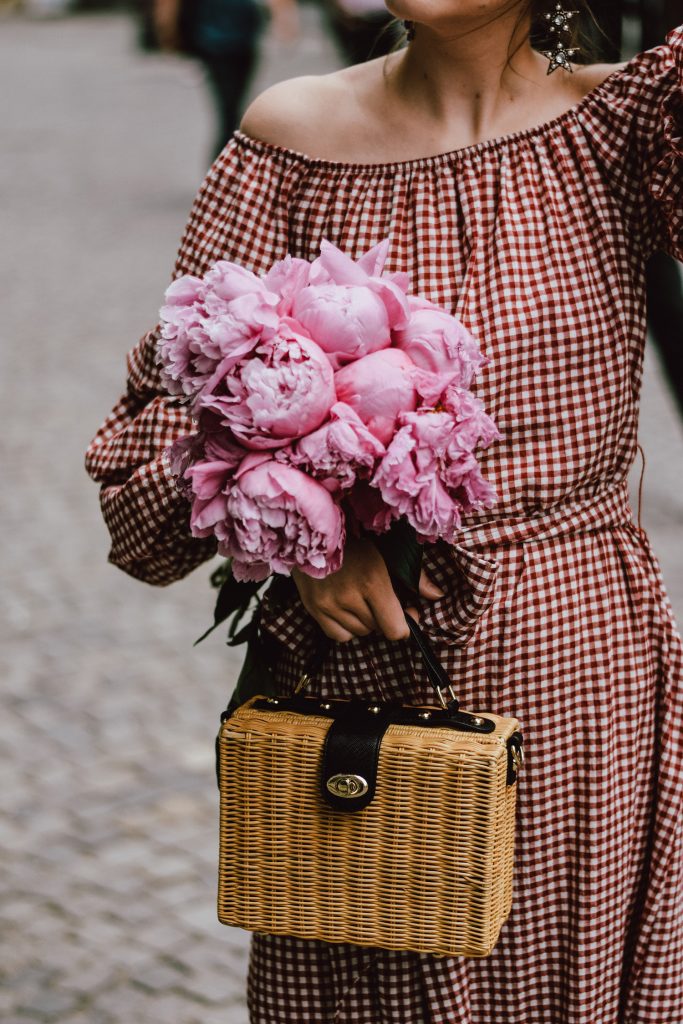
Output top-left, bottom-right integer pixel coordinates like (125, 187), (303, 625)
(85, 336), (217, 586)
(85, 136), (291, 585)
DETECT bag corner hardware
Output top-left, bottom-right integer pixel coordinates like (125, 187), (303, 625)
(506, 732), (525, 786)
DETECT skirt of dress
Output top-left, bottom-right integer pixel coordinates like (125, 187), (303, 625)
(246, 484), (683, 1024)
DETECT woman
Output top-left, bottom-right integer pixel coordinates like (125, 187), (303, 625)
(85, 0), (683, 1020)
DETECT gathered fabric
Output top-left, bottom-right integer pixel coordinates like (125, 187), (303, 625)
(85, 26), (683, 1023)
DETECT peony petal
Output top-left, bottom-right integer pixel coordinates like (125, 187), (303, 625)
(355, 238), (390, 277)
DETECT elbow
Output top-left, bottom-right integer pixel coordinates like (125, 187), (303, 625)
(106, 531), (218, 587)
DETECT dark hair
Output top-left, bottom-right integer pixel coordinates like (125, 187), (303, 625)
(381, 0), (609, 67)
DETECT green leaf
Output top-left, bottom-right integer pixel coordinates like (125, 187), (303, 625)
(194, 562), (266, 645)
(229, 607), (280, 705)
(209, 559), (233, 589)
(226, 620), (254, 647)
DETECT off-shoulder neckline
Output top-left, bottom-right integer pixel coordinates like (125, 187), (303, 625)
(233, 55), (638, 173)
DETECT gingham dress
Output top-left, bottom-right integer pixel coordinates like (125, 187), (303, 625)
(86, 28), (683, 1024)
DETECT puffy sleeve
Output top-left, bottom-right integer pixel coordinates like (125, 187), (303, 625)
(84, 133), (297, 585)
(634, 24), (683, 259)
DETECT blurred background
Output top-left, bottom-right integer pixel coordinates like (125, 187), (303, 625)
(1, 0), (681, 1021)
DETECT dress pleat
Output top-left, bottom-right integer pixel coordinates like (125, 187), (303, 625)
(85, 26), (683, 1023)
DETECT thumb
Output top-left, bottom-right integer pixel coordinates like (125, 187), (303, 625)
(418, 569), (444, 600)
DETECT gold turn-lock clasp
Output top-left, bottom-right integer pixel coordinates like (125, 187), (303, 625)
(326, 774), (369, 799)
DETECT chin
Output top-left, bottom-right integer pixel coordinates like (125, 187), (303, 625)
(386, 0), (523, 27)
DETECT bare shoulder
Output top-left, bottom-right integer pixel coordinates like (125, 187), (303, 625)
(239, 65), (369, 155)
(572, 59), (629, 99)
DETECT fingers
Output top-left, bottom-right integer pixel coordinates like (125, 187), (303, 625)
(418, 568), (444, 600)
(339, 598), (375, 632)
(367, 585), (410, 641)
(407, 570), (445, 624)
(306, 598), (374, 643)
(316, 615), (355, 643)
(316, 609), (372, 642)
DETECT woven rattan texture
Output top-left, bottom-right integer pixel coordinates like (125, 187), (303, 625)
(218, 701), (521, 957)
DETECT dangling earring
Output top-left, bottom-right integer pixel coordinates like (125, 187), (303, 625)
(542, 2), (579, 74)
(403, 19), (416, 42)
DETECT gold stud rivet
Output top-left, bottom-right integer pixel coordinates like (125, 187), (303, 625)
(368, 705), (381, 714)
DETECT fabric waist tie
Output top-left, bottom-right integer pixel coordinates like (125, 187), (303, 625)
(418, 481), (636, 648)
(259, 481), (637, 657)
(457, 480), (634, 550)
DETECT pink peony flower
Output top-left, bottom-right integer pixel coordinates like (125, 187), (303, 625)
(202, 261), (272, 304)
(159, 241), (501, 577)
(262, 255), (312, 316)
(291, 284), (393, 370)
(334, 348), (418, 445)
(309, 239), (412, 327)
(217, 460), (346, 581)
(345, 480), (396, 534)
(440, 385), (501, 450)
(157, 265), (279, 400)
(167, 432), (206, 489)
(372, 407), (499, 543)
(393, 295), (487, 388)
(182, 436), (245, 537)
(166, 420), (245, 499)
(284, 401), (385, 494)
(200, 317), (336, 450)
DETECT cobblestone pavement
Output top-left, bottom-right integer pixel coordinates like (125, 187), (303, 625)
(1, 9), (682, 1023)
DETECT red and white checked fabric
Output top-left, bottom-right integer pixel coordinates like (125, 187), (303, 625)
(85, 28), (683, 1024)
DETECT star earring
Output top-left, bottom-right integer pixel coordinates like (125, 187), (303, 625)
(403, 19), (415, 41)
(542, 2), (579, 74)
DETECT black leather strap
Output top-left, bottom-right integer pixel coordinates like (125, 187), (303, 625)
(320, 701), (394, 812)
(302, 613), (458, 711)
(317, 618), (461, 812)
(403, 614), (458, 710)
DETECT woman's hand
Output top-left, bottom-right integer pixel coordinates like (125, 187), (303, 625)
(291, 537), (443, 643)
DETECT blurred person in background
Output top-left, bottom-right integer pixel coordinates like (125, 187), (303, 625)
(142, 0), (299, 159)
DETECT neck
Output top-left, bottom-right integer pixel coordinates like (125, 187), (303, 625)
(390, 10), (545, 133)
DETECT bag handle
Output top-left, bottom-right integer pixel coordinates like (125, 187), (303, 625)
(404, 614), (459, 710)
(296, 613), (459, 713)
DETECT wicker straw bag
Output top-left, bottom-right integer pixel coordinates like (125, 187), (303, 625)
(216, 616), (524, 958)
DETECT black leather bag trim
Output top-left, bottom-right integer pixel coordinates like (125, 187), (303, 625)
(217, 698), (521, 796)
(251, 695), (496, 734)
(320, 702), (394, 812)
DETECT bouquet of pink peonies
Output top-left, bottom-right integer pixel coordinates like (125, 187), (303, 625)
(159, 238), (500, 585)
